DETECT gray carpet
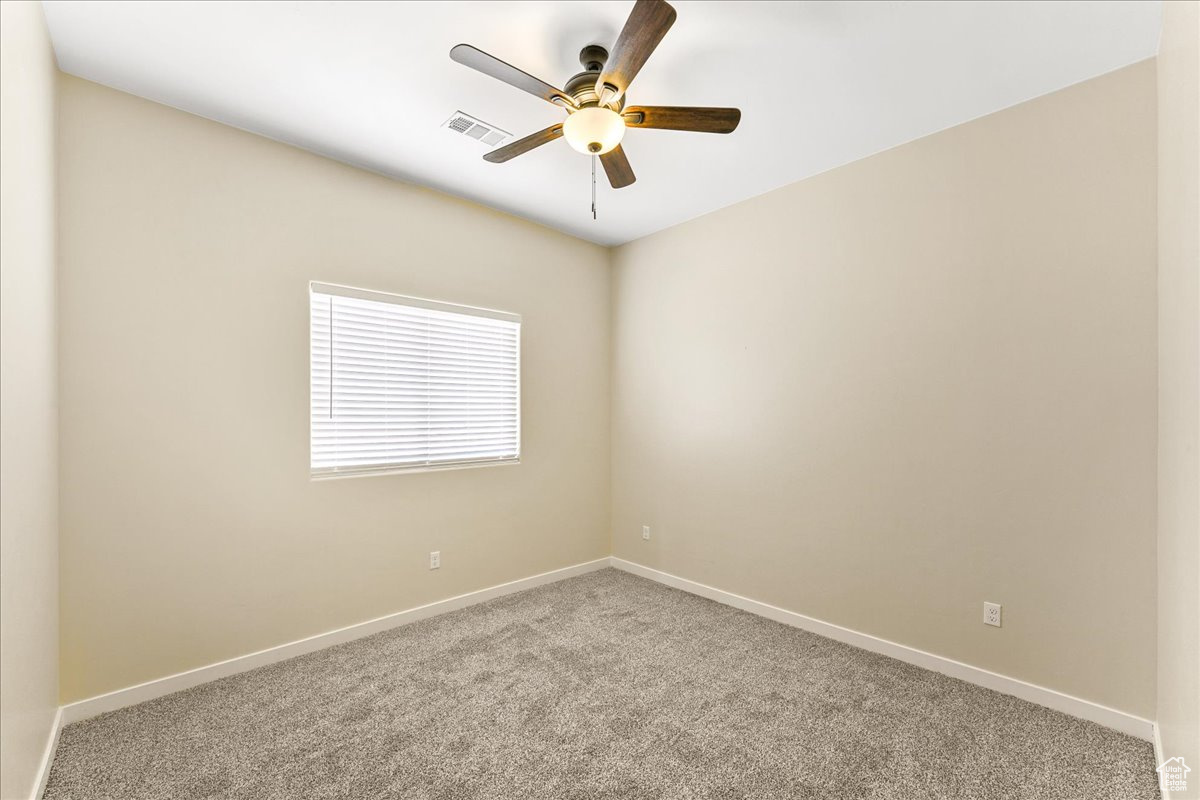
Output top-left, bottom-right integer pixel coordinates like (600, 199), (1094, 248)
(44, 568), (1158, 799)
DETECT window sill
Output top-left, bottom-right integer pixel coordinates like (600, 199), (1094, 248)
(310, 458), (521, 481)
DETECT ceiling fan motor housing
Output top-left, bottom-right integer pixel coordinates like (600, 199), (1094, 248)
(565, 46), (625, 114)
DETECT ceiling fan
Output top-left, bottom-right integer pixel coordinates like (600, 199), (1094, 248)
(449, 0), (741, 190)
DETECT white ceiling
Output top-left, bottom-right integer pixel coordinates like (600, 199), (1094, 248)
(42, 0), (1161, 246)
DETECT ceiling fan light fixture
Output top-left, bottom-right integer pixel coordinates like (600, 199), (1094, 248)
(563, 106), (625, 155)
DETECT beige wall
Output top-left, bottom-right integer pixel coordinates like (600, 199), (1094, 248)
(611, 62), (1158, 718)
(56, 75), (611, 703)
(34, 20), (1180, 742)
(1157, 0), (1200, 789)
(0, 2), (61, 798)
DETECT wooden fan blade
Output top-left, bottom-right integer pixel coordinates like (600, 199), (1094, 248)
(600, 145), (636, 189)
(623, 106), (741, 134)
(595, 0), (676, 104)
(451, 44), (576, 108)
(484, 125), (564, 163)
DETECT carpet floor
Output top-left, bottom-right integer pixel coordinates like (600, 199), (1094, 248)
(44, 568), (1159, 799)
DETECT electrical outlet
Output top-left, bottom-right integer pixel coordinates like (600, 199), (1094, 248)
(430, 551), (440, 570)
(642, 525), (651, 541)
(983, 602), (1002, 627)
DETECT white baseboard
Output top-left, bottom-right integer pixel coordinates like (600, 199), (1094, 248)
(1153, 722), (1173, 800)
(60, 557), (609, 726)
(47, 554), (1158, 763)
(32, 707), (62, 800)
(610, 557), (1155, 742)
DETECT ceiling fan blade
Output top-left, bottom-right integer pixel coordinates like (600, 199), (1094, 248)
(600, 145), (636, 189)
(622, 106), (741, 134)
(484, 124), (564, 163)
(595, 0), (677, 105)
(450, 44), (576, 109)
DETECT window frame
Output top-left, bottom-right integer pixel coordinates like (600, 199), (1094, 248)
(308, 281), (522, 480)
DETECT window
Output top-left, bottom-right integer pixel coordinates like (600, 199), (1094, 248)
(310, 283), (520, 477)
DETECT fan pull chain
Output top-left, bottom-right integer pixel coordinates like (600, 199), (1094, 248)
(591, 154), (597, 220)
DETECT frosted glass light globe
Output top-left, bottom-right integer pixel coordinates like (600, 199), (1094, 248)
(562, 107), (626, 155)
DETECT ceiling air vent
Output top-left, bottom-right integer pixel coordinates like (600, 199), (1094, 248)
(443, 111), (510, 148)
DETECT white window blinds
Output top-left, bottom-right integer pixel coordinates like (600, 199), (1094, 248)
(310, 283), (520, 476)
